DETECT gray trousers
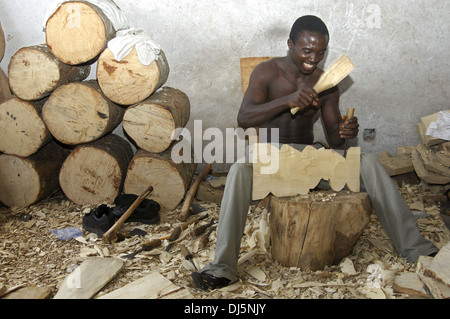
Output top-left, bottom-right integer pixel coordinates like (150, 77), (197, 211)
(201, 144), (438, 283)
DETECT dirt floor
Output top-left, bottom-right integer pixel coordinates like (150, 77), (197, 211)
(0, 180), (449, 300)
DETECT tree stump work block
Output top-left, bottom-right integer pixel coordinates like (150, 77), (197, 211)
(269, 191), (372, 270)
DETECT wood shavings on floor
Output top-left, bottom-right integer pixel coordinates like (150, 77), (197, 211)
(0, 182), (448, 299)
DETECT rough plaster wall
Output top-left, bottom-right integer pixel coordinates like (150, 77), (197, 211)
(1, 0), (449, 172)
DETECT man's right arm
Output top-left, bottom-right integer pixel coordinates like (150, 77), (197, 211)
(237, 62), (287, 129)
(237, 60), (319, 129)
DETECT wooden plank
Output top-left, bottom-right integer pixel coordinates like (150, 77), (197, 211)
(54, 257), (124, 299)
(416, 123), (446, 147)
(378, 151), (414, 176)
(396, 146), (416, 155)
(97, 272), (193, 299)
(252, 144), (360, 200)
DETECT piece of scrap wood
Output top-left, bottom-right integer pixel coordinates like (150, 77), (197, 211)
(378, 151), (414, 176)
(419, 274), (448, 299)
(424, 241), (450, 287)
(3, 286), (52, 299)
(97, 272), (193, 299)
(53, 257), (124, 299)
(393, 273), (428, 298)
(411, 148), (450, 184)
(416, 144), (450, 178)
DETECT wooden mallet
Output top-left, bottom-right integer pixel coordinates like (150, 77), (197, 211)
(291, 54), (354, 115)
(103, 185), (154, 244)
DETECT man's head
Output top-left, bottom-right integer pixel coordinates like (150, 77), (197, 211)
(288, 15), (329, 75)
(289, 15), (329, 44)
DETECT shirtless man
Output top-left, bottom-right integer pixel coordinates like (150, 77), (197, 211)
(191, 15), (438, 290)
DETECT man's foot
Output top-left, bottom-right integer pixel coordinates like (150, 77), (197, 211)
(191, 271), (231, 290)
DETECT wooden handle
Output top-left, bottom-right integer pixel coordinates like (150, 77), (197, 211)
(103, 185), (154, 244)
(142, 238), (162, 251)
(177, 163), (212, 221)
(291, 55), (354, 115)
(345, 107), (355, 121)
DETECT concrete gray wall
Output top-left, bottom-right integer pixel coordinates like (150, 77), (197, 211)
(1, 0), (449, 172)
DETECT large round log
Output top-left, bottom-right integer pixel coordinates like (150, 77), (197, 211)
(45, 1), (116, 65)
(42, 80), (125, 145)
(97, 47), (170, 105)
(269, 191), (372, 270)
(0, 97), (52, 157)
(123, 87), (190, 153)
(59, 134), (133, 205)
(0, 141), (71, 208)
(8, 44), (90, 101)
(123, 146), (196, 211)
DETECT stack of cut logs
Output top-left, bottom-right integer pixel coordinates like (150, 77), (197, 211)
(0, 1), (196, 210)
(378, 110), (450, 189)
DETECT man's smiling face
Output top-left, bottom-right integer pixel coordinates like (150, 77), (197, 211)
(288, 30), (328, 75)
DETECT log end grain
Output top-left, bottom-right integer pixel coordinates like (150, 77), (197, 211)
(123, 149), (196, 211)
(45, 2), (113, 65)
(9, 46), (61, 100)
(0, 155), (41, 208)
(0, 97), (52, 157)
(59, 134), (133, 205)
(42, 81), (124, 145)
(9, 45), (91, 101)
(97, 47), (170, 105)
(123, 103), (176, 153)
(123, 87), (190, 153)
(0, 141), (70, 208)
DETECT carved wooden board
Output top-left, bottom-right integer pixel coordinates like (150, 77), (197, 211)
(252, 144), (360, 200)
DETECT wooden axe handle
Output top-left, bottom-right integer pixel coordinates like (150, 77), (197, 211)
(177, 163), (212, 221)
(345, 107), (355, 121)
(103, 185), (154, 244)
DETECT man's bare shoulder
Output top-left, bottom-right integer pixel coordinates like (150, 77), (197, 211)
(251, 57), (284, 82)
(254, 57), (283, 71)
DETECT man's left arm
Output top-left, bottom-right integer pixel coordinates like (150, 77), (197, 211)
(319, 86), (359, 148)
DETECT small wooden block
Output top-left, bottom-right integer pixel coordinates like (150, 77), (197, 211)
(378, 151), (414, 176)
